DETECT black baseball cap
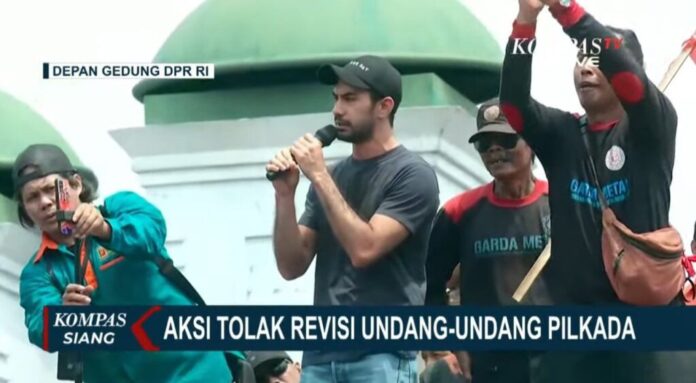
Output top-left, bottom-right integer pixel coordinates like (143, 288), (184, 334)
(245, 350), (292, 371)
(11, 144), (97, 194)
(468, 98), (517, 143)
(317, 55), (402, 108)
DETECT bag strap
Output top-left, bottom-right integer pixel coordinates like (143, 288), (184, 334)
(149, 256), (207, 306)
(98, 206), (208, 306)
(578, 115), (609, 210)
(74, 240), (91, 286)
(146, 255), (251, 383)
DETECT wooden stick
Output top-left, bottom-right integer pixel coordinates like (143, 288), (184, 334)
(513, 240), (552, 302)
(658, 30), (695, 91)
(512, 31), (695, 303)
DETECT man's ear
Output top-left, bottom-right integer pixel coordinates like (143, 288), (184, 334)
(379, 97), (395, 119)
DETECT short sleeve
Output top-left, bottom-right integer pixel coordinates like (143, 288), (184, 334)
(375, 163), (440, 234)
(298, 185), (320, 230)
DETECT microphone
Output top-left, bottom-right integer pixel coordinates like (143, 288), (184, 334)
(266, 124), (338, 181)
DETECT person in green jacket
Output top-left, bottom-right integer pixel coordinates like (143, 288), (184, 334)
(14, 143), (232, 383)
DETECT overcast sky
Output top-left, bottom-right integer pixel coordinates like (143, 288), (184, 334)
(0, 0), (694, 238)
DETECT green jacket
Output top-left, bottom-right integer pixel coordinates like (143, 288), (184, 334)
(20, 191), (233, 383)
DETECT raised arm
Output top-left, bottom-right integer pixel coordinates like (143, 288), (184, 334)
(268, 148), (318, 280)
(499, 0), (575, 162)
(547, 0), (677, 146)
(98, 191), (167, 258)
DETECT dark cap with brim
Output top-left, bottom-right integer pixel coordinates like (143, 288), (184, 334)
(10, 144), (98, 195)
(468, 123), (517, 143)
(317, 55), (402, 107)
(469, 98), (518, 143)
(317, 64), (372, 90)
(245, 350), (291, 371)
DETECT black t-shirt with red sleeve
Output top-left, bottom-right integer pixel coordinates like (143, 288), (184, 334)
(425, 179), (552, 307)
(425, 179), (552, 382)
(499, 0), (677, 304)
(497, 2), (696, 382)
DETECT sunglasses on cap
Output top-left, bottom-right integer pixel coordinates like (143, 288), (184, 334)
(473, 133), (520, 153)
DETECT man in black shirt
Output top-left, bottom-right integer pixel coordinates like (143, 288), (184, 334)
(499, 0), (694, 381)
(426, 99), (552, 383)
(500, 0), (676, 305)
(266, 55), (440, 383)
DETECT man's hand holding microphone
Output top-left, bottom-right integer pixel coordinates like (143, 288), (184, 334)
(265, 125), (338, 195)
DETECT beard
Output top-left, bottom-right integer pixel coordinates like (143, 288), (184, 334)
(335, 118), (375, 144)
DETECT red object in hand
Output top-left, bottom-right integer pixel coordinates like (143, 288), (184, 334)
(55, 178), (75, 235)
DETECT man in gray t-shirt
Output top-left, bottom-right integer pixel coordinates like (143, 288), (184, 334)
(266, 55), (439, 383)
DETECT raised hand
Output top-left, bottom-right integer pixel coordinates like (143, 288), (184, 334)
(290, 133), (328, 184)
(517, 0), (545, 24)
(266, 148), (301, 196)
(72, 203), (111, 240)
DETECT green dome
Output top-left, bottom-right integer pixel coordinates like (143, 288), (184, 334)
(133, 0), (502, 101)
(0, 91), (81, 222)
